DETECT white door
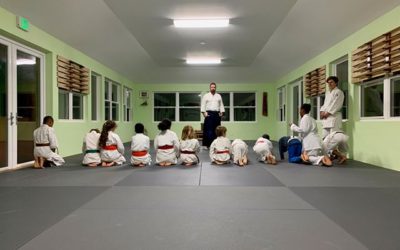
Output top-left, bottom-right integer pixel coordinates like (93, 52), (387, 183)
(290, 80), (303, 125)
(0, 36), (44, 169)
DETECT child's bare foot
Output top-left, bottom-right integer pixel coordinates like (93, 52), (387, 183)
(88, 163), (98, 167)
(268, 155), (277, 165)
(164, 162), (172, 166)
(338, 156), (347, 164)
(322, 156), (332, 167)
(184, 162), (192, 166)
(301, 152), (310, 162)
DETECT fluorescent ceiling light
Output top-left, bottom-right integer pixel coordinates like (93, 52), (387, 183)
(174, 19), (229, 28)
(186, 58), (221, 65)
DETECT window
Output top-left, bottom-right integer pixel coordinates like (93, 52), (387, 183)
(123, 87), (132, 122)
(277, 86), (286, 122)
(391, 78), (400, 117)
(233, 93), (256, 121)
(361, 80), (384, 118)
(58, 90), (83, 120)
(310, 95), (325, 120)
(91, 73), (101, 121)
(218, 92), (256, 122)
(105, 79), (120, 121)
(220, 93), (230, 121)
(154, 93), (176, 121)
(179, 93), (201, 121)
(332, 57), (349, 119)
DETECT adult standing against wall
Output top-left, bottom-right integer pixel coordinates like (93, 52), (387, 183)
(201, 82), (225, 148)
(320, 76), (345, 139)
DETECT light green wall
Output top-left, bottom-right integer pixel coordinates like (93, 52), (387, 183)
(274, 5), (400, 171)
(1, 6), (277, 158)
(132, 83), (276, 141)
(0, 6), (135, 157)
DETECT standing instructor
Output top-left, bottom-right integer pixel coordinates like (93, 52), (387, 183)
(201, 82), (225, 148)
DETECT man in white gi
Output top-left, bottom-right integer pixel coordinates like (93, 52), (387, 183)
(201, 82), (225, 148)
(322, 130), (349, 164)
(33, 116), (65, 168)
(291, 104), (332, 166)
(320, 76), (344, 139)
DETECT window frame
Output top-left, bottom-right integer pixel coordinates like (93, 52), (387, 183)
(277, 86), (286, 122)
(331, 55), (349, 120)
(359, 76), (400, 120)
(104, 78), (120, 121)
(123, 87), (132, 122)
(232, 92), (257, 122)
(58, 89), (84, 121)
(91, 72), (101, 121)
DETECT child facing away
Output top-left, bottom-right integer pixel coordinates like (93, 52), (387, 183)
(82, 128), (101, 167)
(179, 125), (200, 166)
(322, 130), (349, 164)
(99, 120), (126, 167)
(154, 119), (180, 166)
(253, 134), (277, 165)
(131, 123), (152, 167)
(209, 126), (231, 165)
(231, 139), (248, 166)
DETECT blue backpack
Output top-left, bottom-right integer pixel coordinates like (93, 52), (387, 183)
(287, 138), (302, 163)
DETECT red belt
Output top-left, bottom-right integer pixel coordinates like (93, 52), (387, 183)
(158, 145), (174, 150)
(181, 150), (195, 154)
(216, 150), (230, 154)
(103, 145), (118, 150)
(256, 141), (265, 144)
(132, 150), (148, 157)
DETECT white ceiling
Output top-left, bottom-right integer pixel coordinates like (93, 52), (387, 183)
(1, 0), (400, 84)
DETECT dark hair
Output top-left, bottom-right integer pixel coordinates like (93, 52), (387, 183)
(262, 134), (270, 140)
(215, 126), (227, 137)
(326, 76), (339, 84)
(135, 123), (144, 133)
(99, 120), (116, 147)
(210, 82), (216, 87)
(43, 116), (53, 124)
(90, 128), (100, 133)
(301, 103), (311, 114)
(157, 119), (171, 131)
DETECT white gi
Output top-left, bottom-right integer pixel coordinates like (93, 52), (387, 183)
(130, 133), (152, 165)
(231, 139), (248, 164)
(291, 114), (324, 165)
(322, 131), (349, 155)
(33, 124), (65, 166)
(179, 139), (200, 164)
(253, 137), (274, 162)
(201, 92), (225, 113)
(82, 131), (101, 165)
(209, 137), (231, 162)
(320, 87), (344, 138)
(100, 131), (126, 165)
(154, 130), (180, 164)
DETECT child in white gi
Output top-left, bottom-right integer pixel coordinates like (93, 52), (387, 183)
(154, 119), (180, 166)
(323, 130), (349, 164)
(33, 116), (65, 168)
(231, 139), (248, 166)
(179, 125), (200, 166)
(131, 123), (151, 167)
(290, 104), (332, 166)
(253, 134), (277, 165)
(99, 120), (126, 167)
(209, 126), (231, 164)
(82, 128), (101, 167)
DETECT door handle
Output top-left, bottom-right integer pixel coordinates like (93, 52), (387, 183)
(9, 112), (15, 125)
